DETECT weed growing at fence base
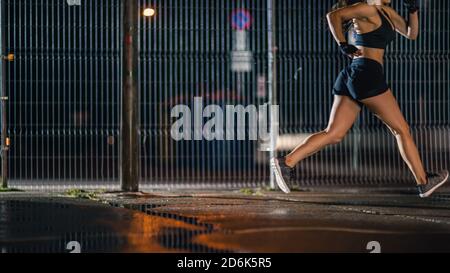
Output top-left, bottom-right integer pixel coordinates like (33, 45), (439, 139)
(0, 187), (22, 192)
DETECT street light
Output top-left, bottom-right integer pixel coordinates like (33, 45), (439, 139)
(2, 53), (14, 62)
(143, 8), (155, 17)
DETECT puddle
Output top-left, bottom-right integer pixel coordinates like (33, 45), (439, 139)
(0, 199), (228, 253)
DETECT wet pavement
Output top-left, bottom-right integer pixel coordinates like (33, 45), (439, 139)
(1, 188), (450, 253)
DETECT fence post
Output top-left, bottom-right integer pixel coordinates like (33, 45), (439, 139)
(121, 0), (139, 192)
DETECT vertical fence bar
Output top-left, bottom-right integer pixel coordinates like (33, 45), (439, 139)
(267, 0), (275, 189)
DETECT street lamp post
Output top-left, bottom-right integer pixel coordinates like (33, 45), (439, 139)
(0, 0), (5, 189)
(0, 0), (12, 189)
(121, 0), (139, 192)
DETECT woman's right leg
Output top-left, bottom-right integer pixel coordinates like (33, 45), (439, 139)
(360, 90), (428, 185)
(285, 95), (361, 168)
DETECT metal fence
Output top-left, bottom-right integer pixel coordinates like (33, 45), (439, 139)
(1, 0), (449, 189)
(277, 0), (450, 186)
(3, 0), (122, 189)
(138, 0), (270, 188)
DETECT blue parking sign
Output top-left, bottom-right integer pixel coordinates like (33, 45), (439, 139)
(231, 9), (252, 30)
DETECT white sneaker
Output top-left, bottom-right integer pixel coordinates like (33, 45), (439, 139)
(418, 170), (449, 198)
(270, 157), (294, 194)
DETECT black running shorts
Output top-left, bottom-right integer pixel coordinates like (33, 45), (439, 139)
(332, 58), (389, 107)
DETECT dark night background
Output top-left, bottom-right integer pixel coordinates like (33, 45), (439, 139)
(2, 0), (449, 188)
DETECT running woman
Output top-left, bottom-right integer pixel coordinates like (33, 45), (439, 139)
(271, 0), (449, 197)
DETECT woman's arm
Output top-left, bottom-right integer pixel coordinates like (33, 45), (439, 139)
(326, 3), (378, 44)
(385, 7), (419, 40)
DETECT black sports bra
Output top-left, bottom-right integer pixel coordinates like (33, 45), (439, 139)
(354, 8), (396, 49)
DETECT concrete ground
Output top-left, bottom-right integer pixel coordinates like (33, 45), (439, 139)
(1, 187), (450, 253)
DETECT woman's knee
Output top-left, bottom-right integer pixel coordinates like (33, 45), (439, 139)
(390, 123), (411, 138)
(324, 128), (347, 144)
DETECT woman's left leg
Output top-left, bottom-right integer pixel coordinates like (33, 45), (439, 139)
(360, 90), (428, 185)
(284, 95), (361, 167)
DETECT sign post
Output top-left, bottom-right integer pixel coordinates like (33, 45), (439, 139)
(230, 9), (253, 73)
(267, 0), (276, 189)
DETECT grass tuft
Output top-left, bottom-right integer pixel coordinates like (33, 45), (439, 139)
(64, 189), (105, 201)
(0, 187), (22, 192)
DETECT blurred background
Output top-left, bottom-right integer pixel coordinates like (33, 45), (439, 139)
(1, 0), (449, 190)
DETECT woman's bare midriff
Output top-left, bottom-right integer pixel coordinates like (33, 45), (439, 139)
(354, 46), (385, 65)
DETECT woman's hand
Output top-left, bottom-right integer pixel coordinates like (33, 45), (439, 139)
(339, 42), (363, 59)
(403, 0), (419, 14)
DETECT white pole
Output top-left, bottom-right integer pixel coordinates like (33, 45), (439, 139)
(267, 0), (275, 189)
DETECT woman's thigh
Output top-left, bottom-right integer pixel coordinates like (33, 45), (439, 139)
(360, 90), (410, 135)
(326, 95), (362, 136)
